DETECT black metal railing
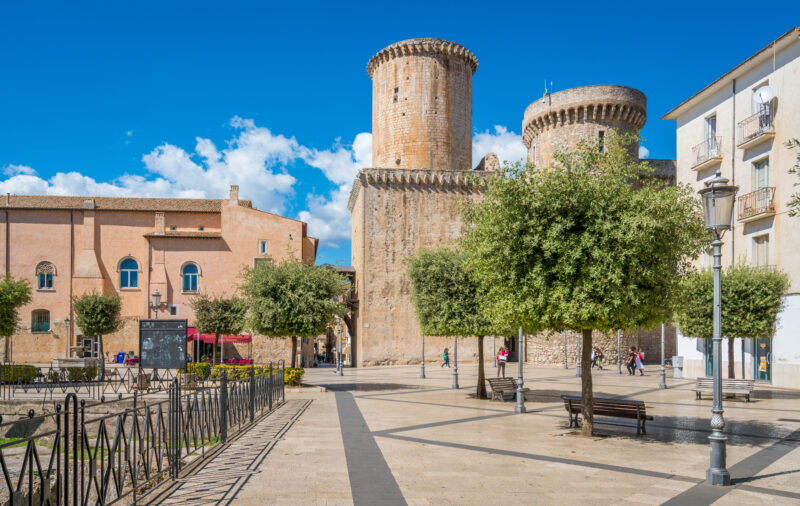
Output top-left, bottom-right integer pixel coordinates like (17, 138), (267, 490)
(737, 186), (776, 221)
(0, 363), (285, 505)
(691, 136), (721, 167)
(737, 104), (774, 146)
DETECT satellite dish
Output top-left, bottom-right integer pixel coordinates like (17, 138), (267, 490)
(755, 85), (774, 104)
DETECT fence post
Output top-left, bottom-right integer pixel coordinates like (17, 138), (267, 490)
(64, 393), (78, 505)
(281, 359), (285, 402)
(220, 370), (228, 443)
(268, 362), (273, 410)
(249, 363), (255, 423)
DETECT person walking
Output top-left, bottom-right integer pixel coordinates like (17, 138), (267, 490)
(591, 347), (604, 370)
(635, 349), (645, 376)
(496, 346), (507, 377)
(441, 348), (450, 368)
(626, 347), (637, 375)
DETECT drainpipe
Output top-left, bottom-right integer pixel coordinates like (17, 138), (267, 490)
(731, 79), (736, 263)
(69, 211), (74, 355)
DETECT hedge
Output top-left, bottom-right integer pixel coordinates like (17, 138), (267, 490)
(0, 364), (36, 384)
(178, 364), (304, 385)
(179, 362), (213, 380)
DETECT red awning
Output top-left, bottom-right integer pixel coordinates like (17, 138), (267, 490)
(187, 327), (252, 344)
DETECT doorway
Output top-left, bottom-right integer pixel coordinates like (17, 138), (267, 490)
(753, 338), (772, 383)
(503, 336), (518, 362)
(82, 337), (100, 358)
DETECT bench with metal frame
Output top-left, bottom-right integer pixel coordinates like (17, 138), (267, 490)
(561, 395), (653, 436)
(487, 377), (529, 402)
(695, 377), (754, 402)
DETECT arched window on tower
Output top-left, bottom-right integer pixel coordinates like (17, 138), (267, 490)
(120, 258), (139, 289)
(182, 263), (199, 293)
(36, 262), (56, 290)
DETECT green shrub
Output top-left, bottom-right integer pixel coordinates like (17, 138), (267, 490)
(284, 367), (304, 385)
(179, 362), (212, 380)
(211, 364), (272, 380)
(0, 364), (36, 384)
(66, 367), (97, 382)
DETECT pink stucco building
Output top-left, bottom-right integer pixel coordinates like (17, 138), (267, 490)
(0, 186), (318, 365)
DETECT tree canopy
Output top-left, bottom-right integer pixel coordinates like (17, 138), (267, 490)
(407, 247), (504, 399)
(462, 133), (707, 334)
(191, 293), (248, 364)
(0, 276), (32, 361)
(674, 264), (790, 339)
(240, 258), (349, 367)
(462, 133), (707, 434)
(72, 291), (123, 337)
(406, 247), (498, 337)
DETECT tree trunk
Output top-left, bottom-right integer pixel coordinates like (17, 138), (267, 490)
(291, 336), (298, 368)
(727, 337), (735, 379)
(213, 336), (218, 365)
(476, 335), (487, 399)
(98, 336), (105, 380)
(580, 328), (594, 437)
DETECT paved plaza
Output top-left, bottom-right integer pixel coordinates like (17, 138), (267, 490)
(162, 363), (798, 505)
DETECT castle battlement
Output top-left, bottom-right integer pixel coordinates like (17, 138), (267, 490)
(367, 38), (478, 77)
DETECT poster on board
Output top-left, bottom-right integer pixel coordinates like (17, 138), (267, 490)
(139, 319), (188, 369)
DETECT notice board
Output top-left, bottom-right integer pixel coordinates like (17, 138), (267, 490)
(139, 319), (188, 369)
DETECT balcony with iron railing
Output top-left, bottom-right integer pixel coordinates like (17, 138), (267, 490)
(737, 104), (775, 149)
(737, 186), (776, 222)
(691, 136), (722, 171)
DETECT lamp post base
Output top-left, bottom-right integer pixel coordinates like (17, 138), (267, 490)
(420, 365), (425, 379)
(706, 434), (731, 486)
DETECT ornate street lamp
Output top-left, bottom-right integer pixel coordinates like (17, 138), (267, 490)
(698, 171), (738, 486)
(151, 289), (163, 319)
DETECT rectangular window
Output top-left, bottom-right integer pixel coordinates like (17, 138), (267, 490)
(753, 235), (769, 268)
(752, 158), (769, 190)
(121, 271), (138, 289)
(598, 131), (605, 152)
(183, 274), (198, 292)
(169, 305), (179, 316)
(38, 273), (53, 290)
(32, 310), (50, 333)
(705, 115), (717, 139)
(259, 240), (269, 255)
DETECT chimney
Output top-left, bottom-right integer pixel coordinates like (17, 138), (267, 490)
(155, 212), (165, 234)
(229, 185), (239, 202)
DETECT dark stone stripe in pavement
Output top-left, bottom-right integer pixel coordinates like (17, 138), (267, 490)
(661, 428), (800, 506)
(378, 432), (698, 483)
(335, 391), (407, 506)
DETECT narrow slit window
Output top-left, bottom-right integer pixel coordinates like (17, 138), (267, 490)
(598, 131), (605, 152)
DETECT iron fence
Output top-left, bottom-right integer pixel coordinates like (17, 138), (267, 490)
(737, 186), (776, 221)
(691, 136), (721, 168)
(0, 363), (285, 505)
(737, 104), (774, 145)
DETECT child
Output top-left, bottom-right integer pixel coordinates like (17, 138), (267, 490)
(635, 349), (645, 376)
(626, 347), (637, 375)
(441, 348), (450, 368)
(591, 347), (604, 370)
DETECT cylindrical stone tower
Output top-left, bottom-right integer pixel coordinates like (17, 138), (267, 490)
(522, 85), (647, 168)
(367, 38), (478, 171)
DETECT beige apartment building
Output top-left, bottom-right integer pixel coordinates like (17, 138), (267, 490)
(1, 186), (318, 365)
(663, 27), (800, 388)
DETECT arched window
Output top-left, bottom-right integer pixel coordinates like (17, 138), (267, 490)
(120, 258), (139, 288)
(36, 262), (56, 290)
(182, 263), (199, 292)
(32, 310), (50, 332)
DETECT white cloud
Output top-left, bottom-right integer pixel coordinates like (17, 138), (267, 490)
(639, 146), (650, 159)
(2, 121), (527, 250)
(472, 126), (527, 168)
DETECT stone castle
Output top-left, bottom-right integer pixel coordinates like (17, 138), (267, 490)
(348, 38), (676, 367)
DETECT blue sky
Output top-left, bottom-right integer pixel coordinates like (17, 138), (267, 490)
(1, 1), (798, 265)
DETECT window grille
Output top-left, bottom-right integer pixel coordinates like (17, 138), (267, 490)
(32, 310), (50, 332)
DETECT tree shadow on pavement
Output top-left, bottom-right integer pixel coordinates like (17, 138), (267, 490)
(316, 382), (424, 392)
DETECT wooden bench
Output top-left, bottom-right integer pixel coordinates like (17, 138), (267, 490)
(487, 378), (530, 402)
(695, 377), (754, 402)
(561, 395), (653, 435)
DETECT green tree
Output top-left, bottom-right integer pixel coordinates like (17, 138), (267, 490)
(674, 264), (790, 378)
(240, 258), (348, 368)
(462, 133), (706, 435)
(191, 293), (248, 365)
(73, 291), (123, 379)
(787, 139), (800, 217)
(407, 248), (503, 399)
(0, 276), (33, 361)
